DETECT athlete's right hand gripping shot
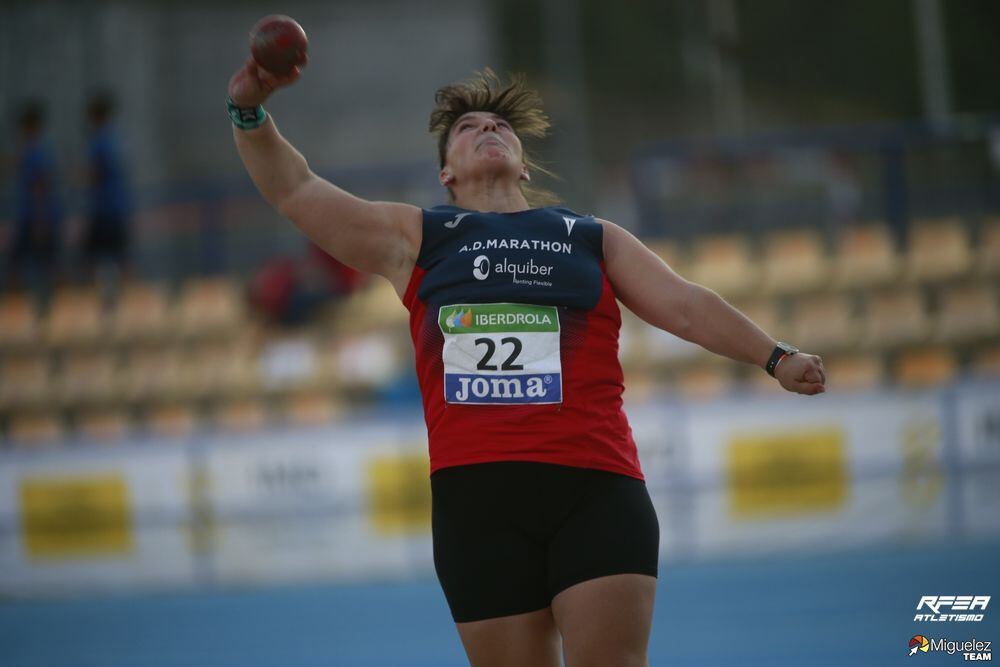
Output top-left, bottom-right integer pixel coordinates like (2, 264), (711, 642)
(228, 15), (827, 667)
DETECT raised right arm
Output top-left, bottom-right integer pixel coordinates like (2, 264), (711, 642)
(228, 57), (421, 297)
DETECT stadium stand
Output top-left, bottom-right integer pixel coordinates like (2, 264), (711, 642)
(0, 293), (38, 348)
(893, 346), (959, 387)
(905, 218), (972, 284)
(112, 282), (172, 343)
(830, 223), (901, 289)
(686, 233), (760, 299)
(789, 293), (859, 353)
(759, 228), (830, 295)
(861, 288), (930, 348)
(978, 217), (1000, 277)
(45, 287), (105, 346)
(1, 215), (998, 444)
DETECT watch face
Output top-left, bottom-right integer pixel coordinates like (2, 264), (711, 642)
(777, 342), (799, 354)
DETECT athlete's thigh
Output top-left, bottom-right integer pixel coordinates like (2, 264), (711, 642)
(456, 607), (562, 667)
(551, 573), (656, 667)
(546, 472), (660, 666)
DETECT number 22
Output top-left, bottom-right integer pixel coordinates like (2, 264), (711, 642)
(475, 337), (524, 371)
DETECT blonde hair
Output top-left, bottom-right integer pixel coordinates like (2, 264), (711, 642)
(429, 68), (559, 207)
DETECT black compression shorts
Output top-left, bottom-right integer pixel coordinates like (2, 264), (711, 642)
(431, 461), (660, 623)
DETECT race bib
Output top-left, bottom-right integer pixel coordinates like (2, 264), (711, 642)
(438, 303), (562, 405)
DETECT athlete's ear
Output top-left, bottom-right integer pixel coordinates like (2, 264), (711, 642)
(440, 168), (455, 186)
(520, 166), (530, 182)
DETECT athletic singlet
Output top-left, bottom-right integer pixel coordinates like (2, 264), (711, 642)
(402, 205), (643, 480)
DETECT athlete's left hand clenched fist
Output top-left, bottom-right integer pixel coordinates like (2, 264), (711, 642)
(775, 353), (826, 395)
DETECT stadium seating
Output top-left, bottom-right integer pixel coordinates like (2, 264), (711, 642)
(78, 410), (131, 442)
(971, 345), (1000, 377)
(893, 346), (958, 387)
(978, 217), (1000, 277)
(283, 391), (341, 426)
(214, 399), (269, 432)
(861, 288), (930, 348)
(905, 218), (972, 283)
(2, 213), (998, 445)
(0, 355), (51, 410)
(934, 284), (1000, 343)
(145, 403), (198, 438)
(56, 351), (120, 408)
(759, 228), (830, 295)
(823, 353), (884, 391)
(831, 224), (901, 289)
(686, 233), (760, 298)
(789, 294), (859, 353)
(0, 293), (38, 348)
(112, 282), (172, 343)
(45, 287), (105, 346)
(7, 411), (64, 447)
(176, 278), (246, 339)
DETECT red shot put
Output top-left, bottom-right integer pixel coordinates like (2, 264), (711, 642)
(249, 15), (308, 75)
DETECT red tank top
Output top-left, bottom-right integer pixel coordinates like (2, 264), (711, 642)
(402, 205), (643, 480)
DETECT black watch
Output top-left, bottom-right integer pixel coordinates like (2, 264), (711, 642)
(765, 342), (799, 377)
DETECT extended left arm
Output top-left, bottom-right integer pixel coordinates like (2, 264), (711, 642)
(601, 219), (826, 395)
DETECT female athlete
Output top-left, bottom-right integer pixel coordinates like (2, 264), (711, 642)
(228, 55), (826, 667)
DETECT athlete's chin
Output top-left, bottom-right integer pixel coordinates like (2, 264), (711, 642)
(469, 153), (520, 176)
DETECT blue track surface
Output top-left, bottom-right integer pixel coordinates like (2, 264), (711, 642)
(2, 539), (997, 666)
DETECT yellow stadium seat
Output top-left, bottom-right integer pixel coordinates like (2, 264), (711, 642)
(861, 289), (930, 348)
(330, 279), (408, 335)
(146, 403), (198, 438)
(182, 339), (262, 399)
(0, 293), (39, 347)
(112, 282), (172, 342)
(789, 294), (859, 353)
(284, 391), (340, 426)
(56, 351), (120, 408)
(0, 355), (51, 410)
(45, 287), (106, 346)
(759, 228), (831, 295)
(971, 346), (1000, 377)
(214, 399), (269, 432)
(176, 278), (245, 338)
(824, 353), (884, 391)
(7, 412), (65, 447)
(935, 284), (1000, 343)
(831, 223), (901, 289)
(977, 217), (1000, 277)
(122, 347), (186, 402)
(686, 233), (760, 299)
(894, 347), (957, 387)
(905, 218), (972, 283)
(78, 410), (131, 443)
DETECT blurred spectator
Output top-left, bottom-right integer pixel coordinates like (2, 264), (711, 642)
(250, 242), (366, 325)
(81, 91), (131, 289)
(5, 101), (63, 301)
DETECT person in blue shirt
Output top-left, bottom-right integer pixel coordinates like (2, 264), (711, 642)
(82, 92), (131, 280)
(6, 101), (62, 296)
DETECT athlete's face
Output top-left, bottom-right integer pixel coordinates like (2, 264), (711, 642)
(440, 112), (529, 188)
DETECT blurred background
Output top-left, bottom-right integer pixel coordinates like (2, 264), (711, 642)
(1, 0), (998, 665)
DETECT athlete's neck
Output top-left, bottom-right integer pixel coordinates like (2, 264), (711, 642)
(451, 179), (530, 213)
